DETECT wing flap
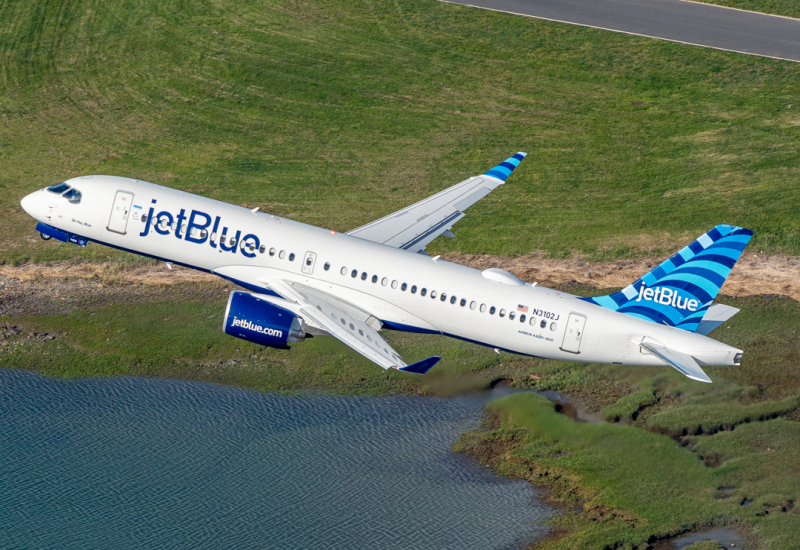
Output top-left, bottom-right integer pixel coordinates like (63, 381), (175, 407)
(640, 341), (712, 383)
(270, 280), (439, 373)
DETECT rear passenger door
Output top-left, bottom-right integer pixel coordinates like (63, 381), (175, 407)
(560, 313), (587, 354)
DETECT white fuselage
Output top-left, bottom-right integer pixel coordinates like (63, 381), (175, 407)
(20, 175), (742, 369)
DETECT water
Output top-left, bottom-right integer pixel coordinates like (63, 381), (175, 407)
(0, 369), (553, 549)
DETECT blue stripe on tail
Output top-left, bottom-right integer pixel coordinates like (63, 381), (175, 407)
(581, 225), (752, 332)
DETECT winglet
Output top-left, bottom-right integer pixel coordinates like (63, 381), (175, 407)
(483, 152), (527, 182)
(399, 356), (441, 375)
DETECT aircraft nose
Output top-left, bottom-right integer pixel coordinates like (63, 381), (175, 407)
(20, 191), (44, 220)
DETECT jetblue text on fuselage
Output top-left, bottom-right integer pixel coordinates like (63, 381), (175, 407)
(139, 204), (261, 258)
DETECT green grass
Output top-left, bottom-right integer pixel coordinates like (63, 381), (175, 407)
(646, 396), (800, 435)
(1, 0), (799, 266)
(601, 388), (658, 422)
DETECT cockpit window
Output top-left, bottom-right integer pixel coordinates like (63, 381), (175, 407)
(47, 183), (71, 194)
(62, 188), (82, 204)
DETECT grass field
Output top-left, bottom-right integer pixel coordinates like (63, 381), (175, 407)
(1, 0), (799, 265)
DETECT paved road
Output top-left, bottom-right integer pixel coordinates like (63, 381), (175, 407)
(442, 0), (800, 62)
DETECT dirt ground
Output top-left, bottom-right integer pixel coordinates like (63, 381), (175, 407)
(0, 253), (795, 306)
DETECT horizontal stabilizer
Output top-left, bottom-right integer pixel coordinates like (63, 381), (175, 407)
(640, 341), (712, 383)
(695, 304), (740, 336)
(399, 356), (441, 375)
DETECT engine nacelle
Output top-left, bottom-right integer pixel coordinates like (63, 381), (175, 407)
(223, 291), (306, 349)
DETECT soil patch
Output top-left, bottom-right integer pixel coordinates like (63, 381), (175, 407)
(1, 253), (797, 302)
(444, 253), (800, 302)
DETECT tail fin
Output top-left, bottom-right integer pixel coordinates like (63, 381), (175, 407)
(582, 225), (753, 332)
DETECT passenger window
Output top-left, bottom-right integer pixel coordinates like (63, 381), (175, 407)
(372, 275), (378, 283)
(450, 296), (457, 304)
(391, 280), (398, 289)
(288, 252), (295, 260)
(550, 322), (557, 331)
(269, 248), (276, 256)
(530, 317), (537, 326)
(351, 269), (358, 278)
(382, 277), (388, 286)
(470, 301), (476, 310)
(499, 309), (506, 318)
(279, 250), (286, 259)
(540, 319), (547, 329)
(509, 311), (516, 320)
(306, 257), (313, 266)
(341, 267), (347, 275)
(520, 314), (526, 323)
(480, 304), (486, 313)
(401, 283), (407, 291)
(411, 285), (417, 294)
(460, 298), (467, 307)
(441, 293), (447, 302)
(230, 236), (237, 245)
(259, 244), (265, 253)
(324, 262), (330, 271)
(489, 306), (496, 315)
(361, 272), (367, 280)
(421, 288), (427, 296)
(431, 290), (437, 299)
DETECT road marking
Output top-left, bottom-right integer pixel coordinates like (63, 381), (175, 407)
(440, 0), (800, 63)
(677, 0), (800, 23)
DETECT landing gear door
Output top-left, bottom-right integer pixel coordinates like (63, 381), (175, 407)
(302, 251), (317, 275)
(560, 313), (587, 354)
(107, 191), (135, 235)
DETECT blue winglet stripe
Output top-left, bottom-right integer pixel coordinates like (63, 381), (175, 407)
(399, 356), (441, 375)
(483, 152), (527, 182)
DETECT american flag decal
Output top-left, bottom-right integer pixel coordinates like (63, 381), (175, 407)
(517, 305), (528, 312)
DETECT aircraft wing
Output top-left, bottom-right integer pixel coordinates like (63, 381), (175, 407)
(269, 280), (440, 374)
(346, 153), (526, 254)
(640, 341), (712, 383)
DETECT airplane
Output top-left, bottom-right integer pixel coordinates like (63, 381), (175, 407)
(20, 153), (752, 382)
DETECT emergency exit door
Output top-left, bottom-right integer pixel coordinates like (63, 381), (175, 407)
(560, 313), (587, 354)
(107, 191), (134, 234)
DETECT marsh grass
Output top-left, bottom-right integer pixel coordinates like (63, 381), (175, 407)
(2, 290), (798, 550)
